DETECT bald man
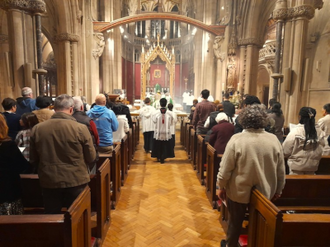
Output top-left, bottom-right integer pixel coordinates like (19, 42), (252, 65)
(87, 94), (118, 154)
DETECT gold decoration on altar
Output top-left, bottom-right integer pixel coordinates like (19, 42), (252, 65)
(141, 34), (175, 99)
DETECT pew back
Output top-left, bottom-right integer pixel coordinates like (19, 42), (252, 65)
(0, 187), (91, 247)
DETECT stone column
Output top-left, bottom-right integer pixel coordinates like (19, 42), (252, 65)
(55, 33), (80, 95)
(0, 0), (46, 96)
(238, 39), (261, 96)
(272, 0), (287, 100)
(285, 3), (317, 124)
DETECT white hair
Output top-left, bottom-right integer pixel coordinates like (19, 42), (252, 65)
(73, 96), (83, 111)
(22, 87), (33, 96)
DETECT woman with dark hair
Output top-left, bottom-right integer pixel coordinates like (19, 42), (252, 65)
(0, 114), (30, 215)
(15, 112), (39, 161)
(283, 107), (326, 175)
(32, 96), (54, 123)
(268, 102), (285, 142)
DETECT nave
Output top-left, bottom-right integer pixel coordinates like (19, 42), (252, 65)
(103, 131), (225, 246)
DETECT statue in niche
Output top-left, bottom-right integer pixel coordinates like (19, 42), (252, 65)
(227, 56), (237, 92)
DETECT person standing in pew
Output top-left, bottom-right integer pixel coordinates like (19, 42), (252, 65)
(30, 94), (96, 214)
(217, 104), (286, 247)
(1, 98), (22, 140)
(72, 96), (99, 174)
(283, 107), (326, 175)
(0, 114), (30, 215)
(192, 89), (215, 135)
(151, 98), (174, 164)
(87, 94), (118, 154)
(316, 103), (330, 155)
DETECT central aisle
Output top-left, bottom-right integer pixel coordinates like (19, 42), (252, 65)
(103, 133), (225, 246)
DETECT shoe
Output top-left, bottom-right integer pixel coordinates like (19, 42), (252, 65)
(157, 158), (160, 162)
(220, 240), (226, 247)
(160, 159), (164, 164)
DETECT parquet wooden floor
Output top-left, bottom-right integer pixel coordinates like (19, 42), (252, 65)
(103, 132), (225, 247)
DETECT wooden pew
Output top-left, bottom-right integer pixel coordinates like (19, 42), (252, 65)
(315, 155), (330, 175)
(220, 175), (330, 241)
(0, 186), (92, 247)
(205, 144), (222, 209)
(132, 121), (136, 156)
(190, 128), (197, 170)
(185, 124), (193, 158)
(285, 156), (330, 175)
(248, 188), (330, 247)
(89, 158), (111, 244)
(98, 144), (121, 209)
(183, 121), (190, 150)
(196, 134), (207, 185)
(120, 134), (129, 185)
(127, 128), (133, 166)
(275, 175), (330, 208)
(180, 118), (185, 145)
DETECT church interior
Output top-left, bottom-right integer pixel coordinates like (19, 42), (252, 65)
(1, 0), (330, 246)
(0, 0), (329, 123)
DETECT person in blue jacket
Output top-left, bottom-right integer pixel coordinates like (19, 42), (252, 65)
(87, 94), (118, 154)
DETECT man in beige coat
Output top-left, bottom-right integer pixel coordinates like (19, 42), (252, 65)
(217, 104), (286, 247)
(30, 94), (96, 214)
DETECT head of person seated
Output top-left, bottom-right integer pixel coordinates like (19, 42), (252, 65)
(73, 96), (84, 112)
(322, 103), (330, 116)
(2, 98), (17, 112)
(299, 107), (317, 149)
(270, 102), (283, 116)
(268, 98), (276, 108)
(201, 89), (210, 100)
(20, 112), (39, 130)
(21, 87), (33, 98)
(95, 94), (106, 106)
(160, 98), (167, 108)
(115, 96), (123, 103)
(215, 112), (230, 123)
(243, 95), (261, 107)
(168, 103), (174, 111)
(239, 104), (268, 130)
(0, 114), (10, 142)
(36, 96), (52, 109)
(213, 100), (220, 107)
(54, 94), (74, 115)
(144, 97), (151, 105)
(216, 103), (224, 112)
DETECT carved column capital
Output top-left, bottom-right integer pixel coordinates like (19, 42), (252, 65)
(0, 34), (8, 43)
(273, 0), (288, 21)
(92, 33), (105, 59)
(238, 38), (263, 48)
(0, 0), (46, 14)
(54, 33), (80, 42)
(287, 5), (315, 19)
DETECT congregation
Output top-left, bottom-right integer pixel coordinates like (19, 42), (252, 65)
(1, 86), (330, 247)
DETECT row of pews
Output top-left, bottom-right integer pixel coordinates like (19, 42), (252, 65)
(0, 119), (140, 247)
(181, 118), (330, 247)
